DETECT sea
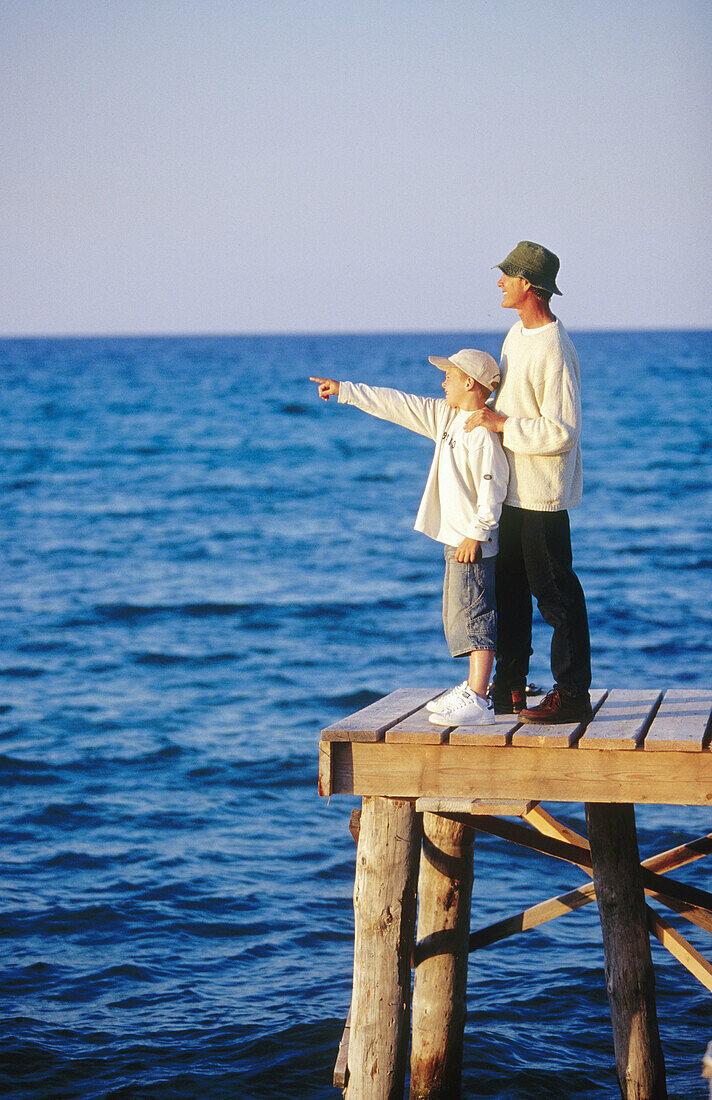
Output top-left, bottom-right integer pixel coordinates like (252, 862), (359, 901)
(1, 330), (711, 1099)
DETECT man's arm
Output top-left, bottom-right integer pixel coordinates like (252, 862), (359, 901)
(464, 357), (580, 454)
(498, 364), (580, 454)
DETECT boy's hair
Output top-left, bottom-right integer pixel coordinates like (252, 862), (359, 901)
(474, 377), (495, 397)
(532, 286), (553, 303)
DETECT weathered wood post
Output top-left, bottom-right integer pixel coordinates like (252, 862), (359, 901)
(585, 802), (667, 1100)
(346, 796), (421, 1100)
(409, 812), (476, 1100)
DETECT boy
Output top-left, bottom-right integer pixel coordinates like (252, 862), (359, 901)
(310, 349), (509, 726)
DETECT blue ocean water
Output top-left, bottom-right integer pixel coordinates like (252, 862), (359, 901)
(1, 330), (711, 1099)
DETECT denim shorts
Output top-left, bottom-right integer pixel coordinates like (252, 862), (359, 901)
(442, 545), (497, 658)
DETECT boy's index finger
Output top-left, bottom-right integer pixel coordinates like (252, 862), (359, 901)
(309, 377), (326, 383)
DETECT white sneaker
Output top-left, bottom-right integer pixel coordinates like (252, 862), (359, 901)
(425, 681), (469, 714)
(428, 687), (495, 727)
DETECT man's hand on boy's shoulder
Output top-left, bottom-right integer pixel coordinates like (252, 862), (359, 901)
(464, 407), (507, 434)
(455, 537), (481, 563)
(310, 377), (340, 401)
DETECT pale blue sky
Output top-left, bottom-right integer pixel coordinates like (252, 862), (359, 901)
(2, 0), (710, 335)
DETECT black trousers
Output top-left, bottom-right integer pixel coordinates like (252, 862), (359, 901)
(495, 505), (591, 695)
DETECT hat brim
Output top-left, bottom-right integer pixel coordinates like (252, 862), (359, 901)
(492, 261), (562, 295)
(428, 356), (453, 371)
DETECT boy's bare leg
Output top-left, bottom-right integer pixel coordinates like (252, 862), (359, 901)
(468, 649), (494, 698)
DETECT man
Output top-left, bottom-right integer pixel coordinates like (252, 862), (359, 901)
(465, 240), (592, 724)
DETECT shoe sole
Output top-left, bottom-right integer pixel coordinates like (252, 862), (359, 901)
(517, 711), (593, 725)
(428, 714), (495, 727)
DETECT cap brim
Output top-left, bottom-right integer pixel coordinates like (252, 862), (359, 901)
(428, 355), (453, 371)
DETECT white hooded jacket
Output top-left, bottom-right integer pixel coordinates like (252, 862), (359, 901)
(338, 382), (509, 556)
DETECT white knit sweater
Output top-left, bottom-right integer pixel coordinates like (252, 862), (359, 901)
(338, 382), (509, 555)
(494, 319), (583, 511)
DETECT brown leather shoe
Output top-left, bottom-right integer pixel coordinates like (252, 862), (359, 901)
(518, 687), (593, 725)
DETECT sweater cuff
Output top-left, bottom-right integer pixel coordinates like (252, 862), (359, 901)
(467, 525), (496, 545)
(501, 418), (519, 449)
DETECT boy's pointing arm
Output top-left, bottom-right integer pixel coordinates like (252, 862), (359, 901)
(310, 378), (440, 440)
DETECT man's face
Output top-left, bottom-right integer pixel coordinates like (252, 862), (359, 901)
(441, 366), (471, 408)
(497, 272), (529, 309)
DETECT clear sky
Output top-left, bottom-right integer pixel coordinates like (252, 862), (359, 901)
(2, 0), (710, 335)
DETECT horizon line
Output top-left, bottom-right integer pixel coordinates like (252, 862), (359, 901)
(1, 324), (711, 341)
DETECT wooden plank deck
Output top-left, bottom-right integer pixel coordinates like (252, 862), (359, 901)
(644, 689), (712, 751)
(577, 688), (662, 750)
(319, 687), (712, 805)
(320, 688), (439, 742)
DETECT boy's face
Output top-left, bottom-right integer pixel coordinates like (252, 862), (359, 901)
(441, 366), (472, 408)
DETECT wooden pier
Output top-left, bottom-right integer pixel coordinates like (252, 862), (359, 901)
(319, 687), (712, 1099)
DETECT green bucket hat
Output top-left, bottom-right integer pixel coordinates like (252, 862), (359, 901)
(493, 240), (562, 295)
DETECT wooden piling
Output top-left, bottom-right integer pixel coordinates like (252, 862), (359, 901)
(586, 802), (667, 1100)
(409, 811), (476, 1100)
(346, 796), (421, 1100)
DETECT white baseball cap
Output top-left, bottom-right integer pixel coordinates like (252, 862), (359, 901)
(428, 348), (500, 392)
